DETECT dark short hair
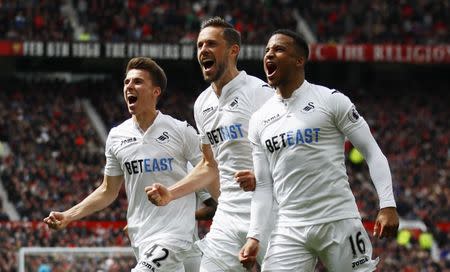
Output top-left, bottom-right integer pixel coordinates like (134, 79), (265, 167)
(201, 16), (241, 47)
(271, 29), (309, 60)
(126, 57), (167, 93)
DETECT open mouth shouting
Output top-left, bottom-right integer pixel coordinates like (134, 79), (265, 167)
(127, 93), (138, 110)
(201, 58), (215, 74)
(265, 61), (278, 82)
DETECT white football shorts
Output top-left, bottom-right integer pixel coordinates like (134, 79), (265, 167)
(183, 243), (202, 272)
(262, 218), (378, 272)
(197, 208), (273, 271)
(132, 239), (192, 272)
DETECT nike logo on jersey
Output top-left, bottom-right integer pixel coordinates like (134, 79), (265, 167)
(124, 158), (174, 175)
(265, 128), (320, 153)
(206, 123), (244, 145)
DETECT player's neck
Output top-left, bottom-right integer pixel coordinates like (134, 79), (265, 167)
(277, 76), (305, 99)
(133, 110), (158, 132)
(211, 67), (239, 97)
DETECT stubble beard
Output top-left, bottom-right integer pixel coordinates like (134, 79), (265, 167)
(204, 60), (226, 83)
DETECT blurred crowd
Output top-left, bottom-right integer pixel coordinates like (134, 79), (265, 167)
(0, 1), (448, 270)
(72, 0), (296, 43)
(0, 77), (448, 270)
(0, 0), (448, 44)
(0, 0), (73, 40)
(353, 92), (449, 223)
(0, 79), (127, 222)
(298, 0), (449, 44)
(0, 221), (131, 271)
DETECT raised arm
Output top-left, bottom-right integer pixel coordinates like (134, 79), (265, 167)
(43, 175), (124, 230)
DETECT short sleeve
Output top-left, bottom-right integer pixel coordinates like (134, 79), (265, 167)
(104, 132), (123, 177)
(182, 122), (202, 166)
(193, 98), (210, 145)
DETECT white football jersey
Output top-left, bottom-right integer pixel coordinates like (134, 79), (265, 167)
(104, 112), (201, 247)
(249, 80), (365, 227)
(194, 71), (274, 213)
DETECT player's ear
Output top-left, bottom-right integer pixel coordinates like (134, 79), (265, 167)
(153, 86), (161, 97)
(230, 44), (240, 60)
(296, 56), (306, 67)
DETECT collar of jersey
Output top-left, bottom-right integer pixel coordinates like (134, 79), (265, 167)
(217, 70), (247, 101)
(132, 111), (162, 135)
(275, 80), (309, 102)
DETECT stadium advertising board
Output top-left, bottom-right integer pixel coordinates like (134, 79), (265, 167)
(1, 41), (449, 63)
(309, 44), (450, 63)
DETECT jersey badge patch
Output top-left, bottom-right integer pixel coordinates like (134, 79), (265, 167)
(301, 102), (316, 113)
(348, 106), (360, 123)
(156, 131), (170, 144)
(227, 97), (239, 110)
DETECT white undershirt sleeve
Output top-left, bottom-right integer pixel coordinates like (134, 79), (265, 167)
(347, 122), (397, 209)
(247, 143), (274, 241)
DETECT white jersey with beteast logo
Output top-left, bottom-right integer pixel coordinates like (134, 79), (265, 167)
(193, 71), (274, 270)
(104, 112), (201, 249)
(248, 80), (396, 233)
(193, 71), (274, 214)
